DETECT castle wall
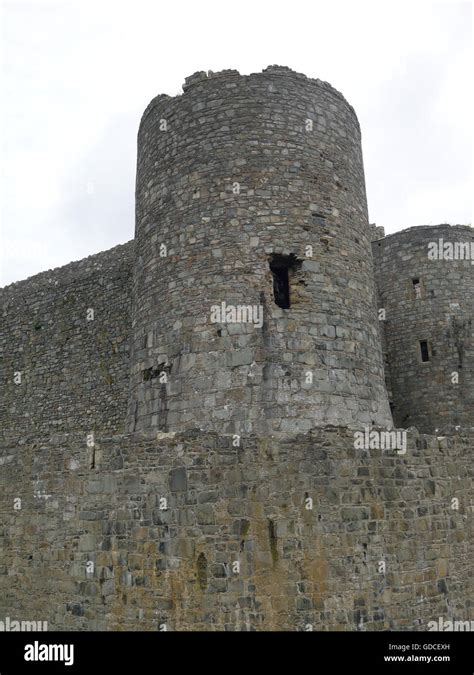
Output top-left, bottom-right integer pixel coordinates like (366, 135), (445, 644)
(0, 242), (133, 438)
(0, 428), (471, 630)
(0, 69), (471, 634)
(128, 66), (392, 435)
(372, 225), (474, 433)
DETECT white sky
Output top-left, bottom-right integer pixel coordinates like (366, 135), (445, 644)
(0, 0), (472, 286)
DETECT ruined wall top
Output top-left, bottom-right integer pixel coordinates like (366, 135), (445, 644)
(140, 65), (361, 134)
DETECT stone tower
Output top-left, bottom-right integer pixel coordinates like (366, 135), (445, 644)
(127, 66), (393, 434)
(372, 224), (474, 433)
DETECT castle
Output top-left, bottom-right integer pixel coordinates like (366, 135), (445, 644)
(0, 66), (472, 631)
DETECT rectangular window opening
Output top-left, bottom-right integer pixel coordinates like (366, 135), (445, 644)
(269, 254), (299, 309)
(271, 266), (290, 308)
(412, 277), (422, 299)
(420, 340), (430, 362)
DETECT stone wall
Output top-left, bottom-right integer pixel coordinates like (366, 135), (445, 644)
(0, 242), (133, 437)
(372, 225), (474, 433)
(0, 68), (471, 634)
(0, 428), (471, 631)
(128, 66), (392, 435)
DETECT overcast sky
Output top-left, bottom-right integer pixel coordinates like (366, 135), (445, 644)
(0, 0), (472, 286)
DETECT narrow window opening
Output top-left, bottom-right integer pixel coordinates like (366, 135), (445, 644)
(197, 553), (208, 591)
(272, 266), (290, 308)
(267, 519), (279, 565)
(420, 340), (430, 362)
(269, 254), (299, 309)
(412, 278), (422, 299)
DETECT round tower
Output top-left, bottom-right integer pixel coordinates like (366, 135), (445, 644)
(127, 66), (392, 434)
(372, 224), (474, 433)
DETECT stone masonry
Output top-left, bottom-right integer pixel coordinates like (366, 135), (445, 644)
(372, 224), (473, 433)
(0, 67), (472, 631)
(0, 428), (471, 631)
(128, 65), (392, 434)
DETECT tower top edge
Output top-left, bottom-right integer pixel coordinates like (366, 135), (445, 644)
(139, 65), (360, 131)
(371, 223), (473, 244)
